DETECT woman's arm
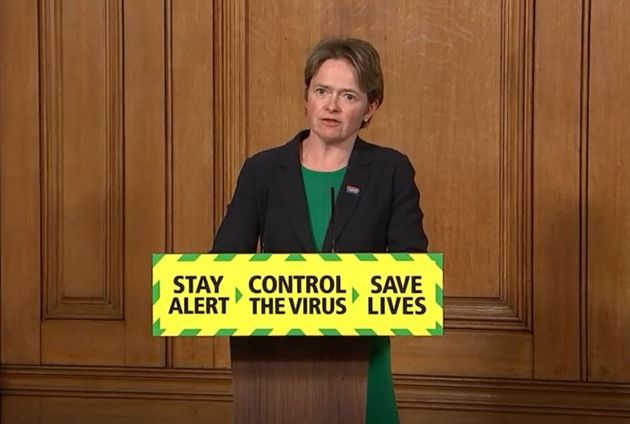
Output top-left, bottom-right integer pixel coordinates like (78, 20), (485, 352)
(385, 154), (429, 253)
(212, 158), (260, 253)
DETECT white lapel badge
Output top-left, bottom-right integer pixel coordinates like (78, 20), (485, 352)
(346, 185), (360, 196)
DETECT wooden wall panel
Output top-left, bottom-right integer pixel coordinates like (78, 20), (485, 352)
(171, 0), (214, 258)
(41, 321), (126, 366)
(119, 0), (168, 367)
(394, 330), (532, 378)
(588, 0), (630, 383)
(171, 0), (216, 369)
(0, 0), (42, 364)
(532, 0), (582, 380)
(40, 0), (124, 319)
(40, 0), (166, 367)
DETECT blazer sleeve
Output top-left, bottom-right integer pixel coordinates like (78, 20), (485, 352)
(211, 158), (260, 253)
(386, 154), (429, 253)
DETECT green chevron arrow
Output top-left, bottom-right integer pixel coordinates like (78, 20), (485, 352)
(352, 287), (360, 303)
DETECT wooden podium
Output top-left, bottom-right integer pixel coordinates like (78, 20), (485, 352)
(151, 252), (442, 422)
(230, 336), (370, 423)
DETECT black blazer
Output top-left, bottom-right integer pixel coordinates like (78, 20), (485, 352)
(212, 130), (428, 254)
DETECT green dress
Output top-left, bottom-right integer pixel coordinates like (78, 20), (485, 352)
(301, 166), (400, 424)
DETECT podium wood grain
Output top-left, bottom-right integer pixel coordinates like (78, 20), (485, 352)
(230, 337), (369, 424)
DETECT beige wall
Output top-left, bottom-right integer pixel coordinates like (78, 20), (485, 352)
(1, 0), (629, 422)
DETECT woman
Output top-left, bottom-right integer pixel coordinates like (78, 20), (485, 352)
(213, 37), (428, 424)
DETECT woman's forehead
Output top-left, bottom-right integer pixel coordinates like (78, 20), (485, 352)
(311, 59), (362, 91)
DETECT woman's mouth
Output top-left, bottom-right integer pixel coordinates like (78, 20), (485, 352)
(321, 118), (341, 126)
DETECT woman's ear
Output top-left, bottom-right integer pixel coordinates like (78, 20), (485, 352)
(360, 101), (381, 129)
(364, 100), (380, 122)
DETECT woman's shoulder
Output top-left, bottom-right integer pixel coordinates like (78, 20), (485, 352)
(245, 130), (306, 168)
(356, 137), (413, 167)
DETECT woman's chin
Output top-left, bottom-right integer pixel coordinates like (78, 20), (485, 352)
(311, 127), (358, 145)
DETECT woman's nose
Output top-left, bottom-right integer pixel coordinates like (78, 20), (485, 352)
(325, 94), (340, 111)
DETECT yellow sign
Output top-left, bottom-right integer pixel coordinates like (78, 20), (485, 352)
(152, 253), (443, 336)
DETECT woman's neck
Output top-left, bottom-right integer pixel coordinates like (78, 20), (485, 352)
(300, 135), (355, 171)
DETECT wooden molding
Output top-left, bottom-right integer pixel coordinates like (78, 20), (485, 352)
(163, 0), (175, 368)
(396, 375), (630, 417)
(164, 0), (174, 255)
(212, 0), (248, 369)
(212, 0), (248, 227)
(2, 365), (630, 417)
(40, 0), (124, 320)
(168, 0), (218, 370)
(0, 365), (231, 402)
(579, 0), (591, 381)
(445, 297), (526, 330)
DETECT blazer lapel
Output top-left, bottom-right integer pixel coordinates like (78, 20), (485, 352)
(275, 132), (317, 252)
(322, 138), (373, 252)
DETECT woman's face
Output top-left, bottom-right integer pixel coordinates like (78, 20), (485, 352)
(305, 59), (377, 145)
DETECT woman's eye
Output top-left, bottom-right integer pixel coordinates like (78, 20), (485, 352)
(315, 88), (326, 95)
(343, 93), (356, 101)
